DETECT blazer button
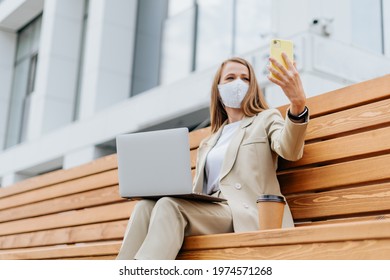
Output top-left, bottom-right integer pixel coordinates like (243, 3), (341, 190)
(235, 183), (242, 190)
(243, 203), (249, 209)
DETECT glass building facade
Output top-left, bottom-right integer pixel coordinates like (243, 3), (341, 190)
(5, 15), (42, 149)
(0, 0), (389, 186)
(161, 0), (272, 85)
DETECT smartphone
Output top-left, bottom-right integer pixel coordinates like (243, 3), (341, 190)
(269, 39), (294, 79)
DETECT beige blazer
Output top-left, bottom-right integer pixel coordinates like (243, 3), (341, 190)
(192, 108), (308, 232)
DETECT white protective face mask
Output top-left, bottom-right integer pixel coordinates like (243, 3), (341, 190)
(218, 78), (249, 108)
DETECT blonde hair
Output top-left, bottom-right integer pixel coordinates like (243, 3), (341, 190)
(210, 57), (269, 133)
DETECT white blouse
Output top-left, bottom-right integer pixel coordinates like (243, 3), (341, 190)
(204, 120), (242, 194)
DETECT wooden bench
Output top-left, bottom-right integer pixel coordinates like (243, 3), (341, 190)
(0, 74), (389, 260)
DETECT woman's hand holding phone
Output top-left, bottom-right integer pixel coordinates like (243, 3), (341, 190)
(267, 40), (306, 115)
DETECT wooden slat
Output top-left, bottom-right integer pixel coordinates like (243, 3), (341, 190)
(178, 239), (390, 260)
(278, 154), (390, 194)
(296, 214), (390, 227)
(0, 185), (125, 223)
(287, 182), (390, 220)
(0, 220), (127, 249)
(0, 154), (118, 199)
(189, 127), (211, 149)
(2, 220), (390, 260)
(0, 169), (119, 211)
(0, 201), (137, 236)
(280, 126), (390, 169)
(60, 255), (116, 260)
(180, 219), (390, 251)
(0, 241), (121, 260)
(304, 98), (390, 141)
(278, 74), (390, 117)
(9, 239), (390, 260)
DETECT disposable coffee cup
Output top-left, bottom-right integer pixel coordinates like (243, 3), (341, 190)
(256, 194), (286, 230)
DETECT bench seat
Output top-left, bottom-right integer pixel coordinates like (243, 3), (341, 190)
(0, 74), (389, 260)
(1, 219), (389, 260)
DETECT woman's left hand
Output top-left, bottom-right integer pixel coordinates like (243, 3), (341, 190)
(267, 53), (306, 115)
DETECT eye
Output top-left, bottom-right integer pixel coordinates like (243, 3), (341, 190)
(243, 77), (250, 82)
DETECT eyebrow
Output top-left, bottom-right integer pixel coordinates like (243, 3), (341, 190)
(223, 72), (249, 78)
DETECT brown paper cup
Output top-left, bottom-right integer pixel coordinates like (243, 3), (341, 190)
(256, 195), (286, 230)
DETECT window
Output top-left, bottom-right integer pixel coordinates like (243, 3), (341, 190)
(5, 15), (42, 148)
(195, 0), (234, 71)
(131, 0), (169, 95)
(168, 0), (194, 16)
(160, 0), (272, 84)
(234, 0), (271, 55)
(160, 4), (197, 85)
(73, 0), (89, 121)
(352, 0), (384, 54)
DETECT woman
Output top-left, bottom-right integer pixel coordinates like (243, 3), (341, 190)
(116, 53), (308, 260)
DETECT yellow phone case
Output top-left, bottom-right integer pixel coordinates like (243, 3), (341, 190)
(269, 39), (294, 79)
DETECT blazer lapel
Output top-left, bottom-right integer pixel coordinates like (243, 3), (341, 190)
(219, 116), (256, 181)
(193, 122), (226, 193)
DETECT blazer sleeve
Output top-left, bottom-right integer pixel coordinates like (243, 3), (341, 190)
(263, 109), (309, 161)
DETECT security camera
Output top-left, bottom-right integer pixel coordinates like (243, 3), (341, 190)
(310, 18), (334, 37)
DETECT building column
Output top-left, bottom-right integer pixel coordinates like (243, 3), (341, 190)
(78, 0), (137, 120)
(0, 30), (17, 150)
(30, 0), (85, 138)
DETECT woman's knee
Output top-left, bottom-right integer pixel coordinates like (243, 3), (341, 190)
(154, 197), (182, 214)
(132, 199), (156, 217)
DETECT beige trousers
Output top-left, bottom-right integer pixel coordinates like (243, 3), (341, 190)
(116, 196), (233, 260)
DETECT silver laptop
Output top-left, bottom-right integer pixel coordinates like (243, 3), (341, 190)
(116, 127), (226, 202)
